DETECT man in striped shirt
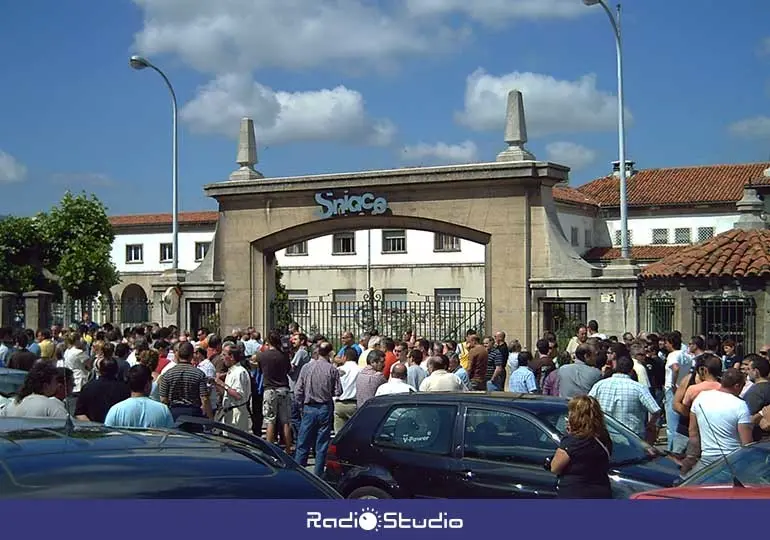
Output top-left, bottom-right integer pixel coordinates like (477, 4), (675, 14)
(159, 342), (213, 424)
(294, 342), (342, 476)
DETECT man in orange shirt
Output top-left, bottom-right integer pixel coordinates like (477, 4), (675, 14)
(382, 337), (399, 379)
(467, 335), (488, 391)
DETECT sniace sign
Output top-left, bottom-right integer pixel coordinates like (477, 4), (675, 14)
(314, 191), (389, 220)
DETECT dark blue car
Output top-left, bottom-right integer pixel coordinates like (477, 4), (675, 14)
(324, 392), (681, 499)
(0, 416), (341, 498)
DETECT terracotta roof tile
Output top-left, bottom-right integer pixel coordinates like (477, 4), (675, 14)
(578, 163), (770, 207)
(109, 211), (218, 227)
(584, 246), (681, 262)
(552, 186), (598, 206)
(641, 228), (770, 279)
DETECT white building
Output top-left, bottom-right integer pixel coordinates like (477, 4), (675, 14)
(107, 161), (770, 331)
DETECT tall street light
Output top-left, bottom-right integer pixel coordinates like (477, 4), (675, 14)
(583, 0), (630, 260)
(129, 55), (180, 271)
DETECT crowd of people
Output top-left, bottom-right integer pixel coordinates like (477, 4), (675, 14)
(1, 315), (769, 496)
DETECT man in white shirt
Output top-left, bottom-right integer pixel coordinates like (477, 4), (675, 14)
(213, 342), (252, 434)
(663, 332), (691, 454)
(419, 355), (465, 392)
(375, 363), (416, 396)
(690, 368), (753, 472)
(334, 349), (361, 433)
(629, 342), (651, 388)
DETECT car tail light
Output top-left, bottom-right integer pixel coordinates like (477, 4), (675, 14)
(326, 443), (343, 474)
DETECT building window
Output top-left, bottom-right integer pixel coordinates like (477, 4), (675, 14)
(692, 297), (756, 353)
(382, 288), (407, 308)
(651, 228), (669, 245)
(382, 230), (407, 254)
(674, 228), (692, 245)
(194, 242), (211, 262)
(159, 243), (173, 263)
(584, 230), (593, 248)
(434, 288), (461, 307)
(285, 241), (307, 256)
(434, 233), (461, 252)
(332, 289), (357, 316)
(287, 290), (309, 316)
(613, 229), (633, 247)
(125, 244), (143, 264)
(570, 227), (579, 247)
(542, 301), (588, 335)
(697, 227), (715, 242)
(332, 233), (356, 255)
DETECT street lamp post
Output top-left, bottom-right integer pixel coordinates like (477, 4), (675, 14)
(583, 1), (630, 260)
(129, 55), (180, 271)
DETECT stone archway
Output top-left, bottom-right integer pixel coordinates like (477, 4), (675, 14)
(120, 284), (149, 326)
(204, 159), (582, 344)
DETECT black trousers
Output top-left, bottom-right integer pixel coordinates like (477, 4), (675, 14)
(251, 391), (264, 437)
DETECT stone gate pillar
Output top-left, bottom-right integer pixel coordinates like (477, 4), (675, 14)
(23, 290), (54, 331)
(0, 291), (16, 328)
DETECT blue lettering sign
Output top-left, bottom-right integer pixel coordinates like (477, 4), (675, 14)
(315, 191), (388, 219)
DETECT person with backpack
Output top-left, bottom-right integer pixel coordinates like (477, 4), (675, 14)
(529, 339), (555, 394)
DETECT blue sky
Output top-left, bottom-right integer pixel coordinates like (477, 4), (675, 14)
(0, 0), (768, 217)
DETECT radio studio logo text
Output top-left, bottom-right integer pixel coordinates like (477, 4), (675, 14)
(306, 507), (463, 532)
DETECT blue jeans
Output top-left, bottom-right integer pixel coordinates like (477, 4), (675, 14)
(295, 403), (333, 477)
(664, 388), (688, 453)
(291, 398), (302, 440)
(487, 381), (502, 391)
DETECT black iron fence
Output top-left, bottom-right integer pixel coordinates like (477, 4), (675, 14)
(271, 290), (485, 343)
(692, 296), (757, 354)
(189, 301), (220, 336)
(645, 295), (675, 334)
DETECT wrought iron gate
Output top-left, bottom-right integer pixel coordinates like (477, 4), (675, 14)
(692, 296), (756, 353)
(645, 295), (675, 334)
(271, 287), (485, 342)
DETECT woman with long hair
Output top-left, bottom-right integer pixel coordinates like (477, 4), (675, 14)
(138, 349), (161, 401)
(1, 363), (68, 418)
(549, 395), (613, 499)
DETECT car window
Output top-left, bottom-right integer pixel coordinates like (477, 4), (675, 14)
(374, 405), (456, 455)
(0, 372), (27, 397)
(683, 446), (770, 486)
(540, 410), (649, 465)
(463, 408), (557, 462)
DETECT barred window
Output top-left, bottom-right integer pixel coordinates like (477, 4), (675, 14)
(613, 230), (633, 246)
(674, 228), (691, 244)
(652, 229), (669, 245)
(570, 227), (579, 247)
(285, 241), (307, 256)
(434, 233), (460, 252)
(584, 230), (593, 248)
(697, 227), (715, 242)
(332, 233), (356, 255)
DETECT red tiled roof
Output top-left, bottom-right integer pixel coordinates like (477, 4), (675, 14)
(552, 186), (598, 206)
(584, 246), (681, 262)
(109, 211), (218, 227)
(578, 163), (770, 207)
(641, 228), (770, 279)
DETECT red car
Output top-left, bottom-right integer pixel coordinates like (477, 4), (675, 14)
(632, 485), (770, 499)
(631, 441), (770, 499)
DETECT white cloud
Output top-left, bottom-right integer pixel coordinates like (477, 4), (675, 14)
(728, 116), (770, 139)
(132, 0), (590, 74)
(0, 150), (27, 183)
(132, 0), (459, 74)
(401, 141), (478, 165)
(455, 69), (632, 137)
(405, 0), (585, 24)
(181, 73), (395, 146)
(545, 142), (596, 171)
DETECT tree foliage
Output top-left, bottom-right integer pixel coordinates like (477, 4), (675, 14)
(0, 192), (119, 300)
(272, 265), (294, 332)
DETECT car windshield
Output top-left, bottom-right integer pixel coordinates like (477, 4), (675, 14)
(682, 446), (770, 486)
(0, 371), (27, 397)
(538, 409), (653, 465)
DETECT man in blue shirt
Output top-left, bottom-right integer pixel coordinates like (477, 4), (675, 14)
(104, 364), (175, 429)
(335, 331), (362, 361)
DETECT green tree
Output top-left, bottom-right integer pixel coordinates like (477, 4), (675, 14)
(0, 192), (119, 301)
(272, 265), (294, 332)
(40, 192), (119, 301)
(0, 215), (48, 293)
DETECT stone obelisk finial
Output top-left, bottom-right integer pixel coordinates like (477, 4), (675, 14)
(496, 90), (535, 162)
(229, 117), (264, 180)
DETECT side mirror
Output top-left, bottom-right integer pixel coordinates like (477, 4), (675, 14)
(543, 457), (552, 471)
